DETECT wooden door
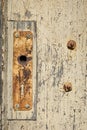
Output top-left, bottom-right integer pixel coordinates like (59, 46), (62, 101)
(1, 0), (87, 130)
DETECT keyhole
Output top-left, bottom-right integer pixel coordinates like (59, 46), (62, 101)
(20, 55), (27, 62)
(18, 55), (27, 65)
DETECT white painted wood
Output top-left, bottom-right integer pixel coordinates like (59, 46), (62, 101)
(0, 0), (2, 129)
(2, 0), (87, 130)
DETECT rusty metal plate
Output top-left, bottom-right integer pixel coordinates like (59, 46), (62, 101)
(13, 31), (33, 111)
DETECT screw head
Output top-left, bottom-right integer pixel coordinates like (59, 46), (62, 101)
(67, 40), (76, 50)
(63, 82), (72, 92)
(26, 33), (32, 39)
(25, 104), (30, 109)
(15, 32), (20, 38)
(15, 104), (20, 108)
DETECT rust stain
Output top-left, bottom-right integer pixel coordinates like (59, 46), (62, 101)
(67, 40), (76, 50)
(13, 31), (33, 111)
(63, 82), (72, 92)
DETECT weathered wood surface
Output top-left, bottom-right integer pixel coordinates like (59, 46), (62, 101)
(2, 0), (87, 130)
(0, 0), (2, 129)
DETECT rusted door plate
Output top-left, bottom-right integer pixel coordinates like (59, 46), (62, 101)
(13, 31), (33, 111)
(7, 21), (37, 119)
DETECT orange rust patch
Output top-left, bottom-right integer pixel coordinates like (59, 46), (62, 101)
(63, 82), (72, 92)
(67, 40), (76, 50)
(13, 31), (33, 111)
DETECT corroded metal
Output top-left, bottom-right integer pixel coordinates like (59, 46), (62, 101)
(67, 40), (76, 50)
(13, 31), (33, 111)
(63, 82), (72, 92)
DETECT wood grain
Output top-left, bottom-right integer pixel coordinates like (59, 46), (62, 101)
(0, 0), (2, 129)
(2, 0), (87, 130)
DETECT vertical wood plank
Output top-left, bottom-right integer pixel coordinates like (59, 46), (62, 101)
(0, 0), (2, 129)
(2, 0), (87, 130)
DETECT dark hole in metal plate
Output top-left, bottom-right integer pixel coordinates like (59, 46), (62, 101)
(20, 55), (27, 62)
(18, 55), (27, 65)
(18, 55), (32, 65)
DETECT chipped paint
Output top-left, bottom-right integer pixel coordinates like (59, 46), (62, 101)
(2, 0), (87, 130)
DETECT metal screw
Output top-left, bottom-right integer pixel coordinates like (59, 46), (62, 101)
(25, 104), (30, 109)
(26, 33), (32, 39)
(15, 32), (20, 38)
(63, 82), (72, 92)
(15, 104), (20, 108)
(67, 40), (76, 50)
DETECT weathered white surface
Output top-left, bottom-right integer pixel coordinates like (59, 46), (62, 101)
(0, 0), (2, 129)
(2, 0), (87, 130)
